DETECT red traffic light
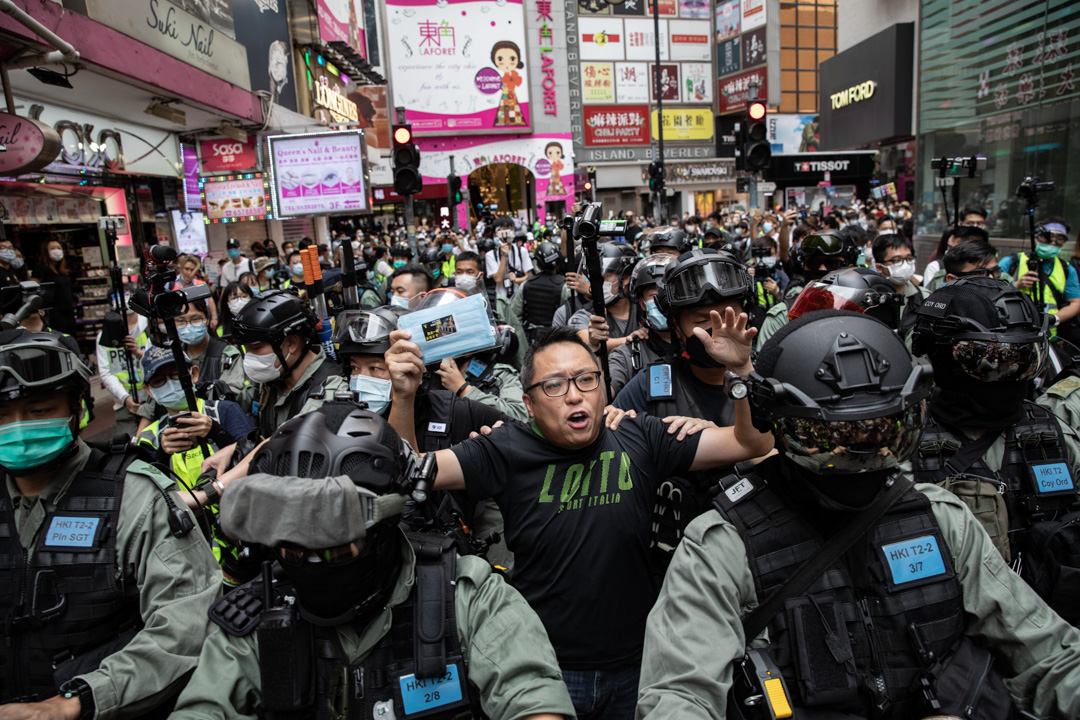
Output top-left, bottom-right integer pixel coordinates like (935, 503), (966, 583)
(583, 181), (593, 191)
(748, 101), (767, 120)
(393, 126), (413, 145)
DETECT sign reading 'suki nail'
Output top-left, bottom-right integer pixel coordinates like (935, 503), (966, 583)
(0, 113), (61, 176)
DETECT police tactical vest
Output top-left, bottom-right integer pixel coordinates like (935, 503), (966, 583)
(521, 274), (565, 342)
(0, 448), (144, 702)
(714, 472), (974, 718)
(645, 356), (734, 426)
(258, 359), (341, 440)
(196, 337), (233, 387)
(213, 533), (484, 720)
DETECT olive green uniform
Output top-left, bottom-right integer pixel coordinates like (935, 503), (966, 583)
(636, 483), (1080, 719)
(1037, 374), (1080, 431)
(239, 350), (348, 433)
(169, 535), (575, 720)
(462, 363), (528, 422)
(5, 441), (221, 719)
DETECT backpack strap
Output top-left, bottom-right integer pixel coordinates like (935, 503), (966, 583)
(406, 532), (458, 680)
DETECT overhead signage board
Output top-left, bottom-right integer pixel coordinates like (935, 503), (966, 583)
(267, 130), (369, 217)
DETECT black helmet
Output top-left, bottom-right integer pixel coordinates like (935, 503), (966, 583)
(646, 226), (690, 254)
(655, 248), (752, 317)
(390, 243), (411, 260)
(911, 276), (1048, 383)
(788, 267), (904, 329)
(629, 254), (675, 300)
(585, 242), (638, 279)
(0, 329), (91, 401)
(334, 307), (399, 358)
(792, 230), (859, 280)
(250, 402), (415, 496)
(750, 310), (932, 475)
(420, 246), (443, 274)
(477, 237), (497, 254)
(534, 241), (562, 273)
(232, 289), (318, 347)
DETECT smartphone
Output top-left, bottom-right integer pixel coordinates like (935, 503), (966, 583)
(166, 411), (192, 428)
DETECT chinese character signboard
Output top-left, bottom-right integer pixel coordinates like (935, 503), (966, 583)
(717, 36), (742, 77)
(267, 131), (369, 217)
(200, 174), (272, 223)
(716, 0), (740, 41)
(384, 0), (531, 135)
(615, 62), (650, 102)
(651, 64), (681, 101)
(741, 0), (766, 31)
(718, 68), (768, 113)
(742, 27), (766, 68)
(583, 62), (615, 102)
(651, 108), (714, 142)
(584, 106), (650, 145)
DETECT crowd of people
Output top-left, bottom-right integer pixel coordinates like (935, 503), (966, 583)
(1, 197), (1080, 720)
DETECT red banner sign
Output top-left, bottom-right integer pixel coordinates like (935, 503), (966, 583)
(717, 68), (768, 114)
(199, 137), (258, 173)
(583, 105), (650, 146)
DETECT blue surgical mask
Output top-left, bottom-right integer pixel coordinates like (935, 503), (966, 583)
(396, 293), (496, 365)
(292, 262), (305, 276)
(0, 416), (74, 471)
(762, 222), (774, 234)
(10, 257), (23, 270)
(759, 256), (777, 269)
(228, 248), (240, 259)
(390, 294), (412, 310)
(644, 298), (669, 331)
(350, 374), (392, 415)
(393, 260), (406, 269)
(442, 244), (453, 254)
(1035, 242), (1061, 260)
(150, 379), (188, 410)
(177, 322), (208, 345)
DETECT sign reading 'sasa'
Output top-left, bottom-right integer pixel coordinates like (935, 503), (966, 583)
(0, 113), (61, 176)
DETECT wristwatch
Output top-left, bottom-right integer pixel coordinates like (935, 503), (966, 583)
(196, 477), (224, 505)
(61, 678), (95, 720)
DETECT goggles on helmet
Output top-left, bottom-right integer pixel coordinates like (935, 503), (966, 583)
(0, 342), (88, 393)
(800, 233), (847, 257)
(950, 339), (1046, 382)
(665, 258), (750, 307)
(774, 403), (926, 474)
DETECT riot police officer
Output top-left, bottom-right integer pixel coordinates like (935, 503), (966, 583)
(0, 329), (219, 717)
(168, 403), (575, 720)
(638, 311), (1080, 719)
(910, 276), (1080, 623)
(642, 226), (691, 258)
(513, 241), (568, 345)
(607, 254), (674, 397)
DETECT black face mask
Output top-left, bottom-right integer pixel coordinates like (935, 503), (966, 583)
(682, 330), (723, 369)
(780, 456), (891, 514)
(929, 354), (1029, 430)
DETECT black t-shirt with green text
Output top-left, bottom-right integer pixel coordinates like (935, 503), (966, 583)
(451, 414), (701, 669)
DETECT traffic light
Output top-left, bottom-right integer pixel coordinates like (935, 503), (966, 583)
(392, 122), (422, 196)
(743, 100), (771, 172)
(447, 173), (463, 205)
(648, 160), (665, 194)
(584, 168), (595, 193)
(573, 166), (589, 196)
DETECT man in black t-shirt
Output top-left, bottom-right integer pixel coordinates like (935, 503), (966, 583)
(386, 320), (773, 720)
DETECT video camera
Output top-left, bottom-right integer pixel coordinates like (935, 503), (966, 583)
(931, 156), (987, 178)
(0, 281), (54, 330)
(1016, 176), (1055, 203)
(570, 202), (627, 240)
(131, 244), (212, 321)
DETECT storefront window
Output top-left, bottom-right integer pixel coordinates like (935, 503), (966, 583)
(916, 0), (1080, 241)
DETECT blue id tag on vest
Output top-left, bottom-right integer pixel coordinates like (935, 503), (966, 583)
(398, 293), (496, 367)
(1030, 462), (1075, 495)
(648, 363), (673, 400)
(397, 662), (468, 717)
(40, 513), (104, 552)
(880, 534), (948, 588)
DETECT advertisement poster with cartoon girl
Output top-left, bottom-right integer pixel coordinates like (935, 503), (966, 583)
(541, 141), (567, 198)
(492, 41), (527, 127)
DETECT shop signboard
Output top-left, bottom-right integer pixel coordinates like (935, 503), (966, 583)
(717, 68), (768, 114)
(267, 131), (368, 217)
(741, 0), (766, 31)
(717, 36), (741, 77)
(668, 20), (710, 61)
(682, 62), (713, 103)
(583, 63), (615, 102)
(199, 137), (258, 174)
(384, 0), (531, 135)
(317, 0), (365, 56)
(651, 64), (681, 101)
(624, 19), (668, 61)
(200, 173), (272, 223)
(170, 209), (208, 255)
(715, 0), (740, 41)
(615, 62), (650, 102)
(742, 27), (766, 68)
(584, 105), (650, 146)
(651, 108), (714, 142)
(0, 112), (60, 176)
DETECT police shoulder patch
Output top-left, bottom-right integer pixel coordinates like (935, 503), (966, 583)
(1047, 376), (1080, 399)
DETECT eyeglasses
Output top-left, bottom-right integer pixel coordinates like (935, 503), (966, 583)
(1042, 234), (1068, 247)
(277, 542), (357, 567)
(173, 317), (207, 329)
(526, 370), (602, 398)
(879, 255), (915, 266)
(147, 370), (180, 389)
(953, 266), (1003, 279)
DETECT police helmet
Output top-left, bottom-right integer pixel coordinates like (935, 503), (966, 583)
(750, 310), (932, 475)
(390, 243), (411, 260)
(420, 246), (444, 275)
(231, 289), (318, 347)
(586, 241), (639, 280)
(647, 226), (690, 255)
(655, 248), (753, 317)
(788, 267), (904, 330)
(534, 241), (562, 273)
(334, 307), (399, 358)
(0, 329), (91, 402)
(792, 230), (860, 279)
(629, 254), (675, 300)
(911, 276), (1048, 383)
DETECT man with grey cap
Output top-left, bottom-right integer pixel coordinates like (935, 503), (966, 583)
(169, 401), (575, 720)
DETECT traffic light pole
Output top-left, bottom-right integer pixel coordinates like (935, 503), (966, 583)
(652, 0), (665, 224)
(448, 155), (458, 231)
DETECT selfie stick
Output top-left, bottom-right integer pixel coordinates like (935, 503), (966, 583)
(578, 204), (613, 398)
(103, 219), (140, 403)
(341, 239), (360, 311)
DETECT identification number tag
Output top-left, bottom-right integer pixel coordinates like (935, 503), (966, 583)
(648, 364), (673, 400)
(1031, 462), (1075, 494)
(467, 359), (487, 378)
(42, 514), (102, 550)
(724, 478), (754, 505)
(881, 535), (947, 585)
(398, 664), (465, 717)
(427, 421), (448, 435)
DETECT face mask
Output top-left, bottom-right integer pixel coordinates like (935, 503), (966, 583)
(352, 241), (361, 250)
(734, 228), (744, 237)
(177, 322), (208, 345)
(684, 333), (723, 369)
(228, 248), (240, 259)
(0, 249), (15, 264)
(645, 298), (668, 331)
(280, 550), (372, 625)
(244, 349), (286, 384)
(292, 262), (305, 276)
(0, 416), (74, 471)
(393, 260), (406, 269)
(48, 248), (64, 262)
(1035, 242), (1061, 260)
(454, 274), (479, 294)
(603, 279), (622, 306)
(11, 257), (23, 270)
(884, 258), (915, 287)
(441, 243), (453, 254)
(759, 256), (777, 269)
(228, 297), (250, 316)
(350, 374), (392, 415)
(762, 222), (774, 234)
(150, 379), (188, 410)
(390, 294), (412, 310)
(859, 220), (871, 230)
